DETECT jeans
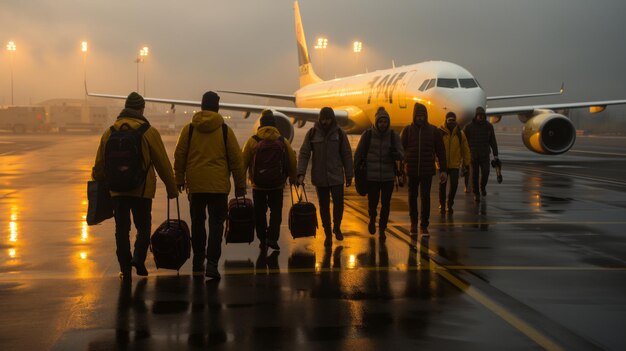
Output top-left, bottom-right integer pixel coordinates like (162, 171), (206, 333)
(408, 175), (433, 228)
(367, 181), (394, 229)
(189, 193), (228, 266)
(471, 158), (490, 195)
(253, 188), (284, 244)
(112, 196), (153, 272)
(316, 184), (344, 232)
(439, 168), (460, 208)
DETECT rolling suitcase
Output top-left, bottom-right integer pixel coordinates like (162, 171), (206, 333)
(150, 198), (191, 271)
(225, 196), (255, 244)
(288, 184), (318, 239)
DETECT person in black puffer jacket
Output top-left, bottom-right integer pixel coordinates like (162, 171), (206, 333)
(401, 102), (447, 236)
(462, 106), (499, 203)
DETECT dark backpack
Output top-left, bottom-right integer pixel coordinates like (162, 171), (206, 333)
(252, 135), (288, 188)
(104, 122), (150, 192)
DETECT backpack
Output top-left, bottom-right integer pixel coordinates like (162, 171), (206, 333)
(104, 122), (150, 192)
(252, 135), (288, 188)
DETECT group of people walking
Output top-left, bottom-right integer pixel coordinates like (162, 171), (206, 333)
(92, 91), (498, 280)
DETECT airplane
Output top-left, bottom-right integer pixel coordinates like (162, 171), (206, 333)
(88, 0), (626, 155)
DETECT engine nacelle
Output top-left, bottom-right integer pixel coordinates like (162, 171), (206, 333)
(522, 111), (576, 155)
(253, 110), (295, 143)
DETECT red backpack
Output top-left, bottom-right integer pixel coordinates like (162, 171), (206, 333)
(252, 135), (288, 188)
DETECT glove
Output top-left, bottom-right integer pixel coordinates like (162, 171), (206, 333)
(296, 175), (305, 186)
(177, 184), (185, 192)
(345, 178), (352, 187)
(235, 187), (247, 197)
(439, 171), (448, 184)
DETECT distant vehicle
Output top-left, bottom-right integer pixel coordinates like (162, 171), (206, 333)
(48, 104), (109, 133)
(0, 106), (48, 133)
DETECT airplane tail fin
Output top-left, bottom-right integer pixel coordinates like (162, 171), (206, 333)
(294, 1), (323, 87)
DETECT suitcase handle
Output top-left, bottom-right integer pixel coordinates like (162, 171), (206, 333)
(166, 197), (182, 225)
(290, 183), (308, 205)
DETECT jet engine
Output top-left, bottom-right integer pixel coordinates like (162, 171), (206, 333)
(521, 110), (576, 155)
(253, 110), (295, 143)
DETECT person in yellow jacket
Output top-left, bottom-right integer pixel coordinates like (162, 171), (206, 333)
(174, 91), (246, 279)
(241, 110), (297, 251)
(92, 92), (178, 280)
(437, 112), (471, 213)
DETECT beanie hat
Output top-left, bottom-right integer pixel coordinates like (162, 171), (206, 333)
(259, 109), (276, 127)
(125, 92), (145, 110)
(319, 106), (335, 121)
(475, 106), (486, 116)
(445, 111), (457, 121)
(201, 91), (220, 111)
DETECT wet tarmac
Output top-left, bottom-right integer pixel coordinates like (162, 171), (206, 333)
(1, 129), (625, 350)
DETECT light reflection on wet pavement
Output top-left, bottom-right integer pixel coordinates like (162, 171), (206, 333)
(1, 132), (625, 350)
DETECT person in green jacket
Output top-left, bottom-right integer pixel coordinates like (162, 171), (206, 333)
(437, 112), (471, 213)
(92, 92), (178, 280)
(174, 91), (246, 279)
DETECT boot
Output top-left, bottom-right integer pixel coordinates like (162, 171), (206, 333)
(410, 222), (418, 236)
(379, 227), (386, 242)
(333, 226), (344, 241)
(324, 227), (332, 248)
(368, 219), (376, 234)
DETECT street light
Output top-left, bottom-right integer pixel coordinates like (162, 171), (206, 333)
(7, 41), (16, 105)
(314, 37), (328, 77)
(140, 46), (148, 96)
(81, 41), (88, 87)
(353, 41), (362, 73)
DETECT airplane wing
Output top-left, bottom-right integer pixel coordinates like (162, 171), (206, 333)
(87, 92), (347, 123)
(217, 90), (296, 102)
(487, 83), (564, 101)
(487, 99), (626, 116)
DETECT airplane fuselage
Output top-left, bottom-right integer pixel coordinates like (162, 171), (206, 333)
(295, 61), (486, 134)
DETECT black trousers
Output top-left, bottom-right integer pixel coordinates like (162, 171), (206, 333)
(367, 181), (394, 229)
(316, 185), (344, 232)
(439, 168), (460, 208)
(408, 175), (433, 228)
(112, 196), (153, 272)
(253, 188), (284, 243)
(471, 158), (490, 195)
(189, 193), (228, 266)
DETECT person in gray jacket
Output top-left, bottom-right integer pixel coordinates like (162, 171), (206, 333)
(354, 107), (404, 240)
(297, 107), (353, 248)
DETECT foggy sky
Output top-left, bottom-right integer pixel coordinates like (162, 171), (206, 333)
(2, 0), (626, 108)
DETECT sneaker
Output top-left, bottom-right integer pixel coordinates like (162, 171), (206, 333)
(131, 260), (148, 276)
(410, 223), (418, 236)
(420, 227), (430, 236)
(267, 241), (280, 251)
(205, 264), (221, 279)
(368, 220), (376, 234)
(333, 227), (344, 241)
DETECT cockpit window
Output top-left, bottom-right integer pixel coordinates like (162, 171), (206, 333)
(425, 79), (436, 90)
(459, 78), (478, 88)
(418, 79), (430, 91)
(437, 78), (459, 88)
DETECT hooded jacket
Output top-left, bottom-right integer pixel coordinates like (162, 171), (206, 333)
(241, 126), (297, 189)
(92, 108), (178, 199)
(354, 113), (404, 182)
(437, 122), (471, 170)
(463, 118), (499, 162)
(174, 110), (246, 194)
(400, 104), (447, 176)
(298, 121), (353, 187)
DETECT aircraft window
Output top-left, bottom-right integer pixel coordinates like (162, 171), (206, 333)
(425, 79), (436, 90)
(437, 78), (459, 88)
(418, 79), (430, 91)
(459, 78), (478, 88)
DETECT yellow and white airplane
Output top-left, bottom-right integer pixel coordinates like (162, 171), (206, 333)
(89, 1), (626, 155)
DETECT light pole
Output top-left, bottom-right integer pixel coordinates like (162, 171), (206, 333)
(140, 46), (148, 96)
(7, 41), (16, 105)
(314, 37), (327, 77)
(353, 41), (362, 73)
